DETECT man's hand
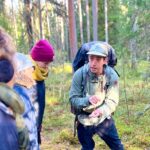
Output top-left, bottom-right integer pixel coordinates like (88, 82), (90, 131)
(89, 95), (101, 105)
(89, 108), (102, 118)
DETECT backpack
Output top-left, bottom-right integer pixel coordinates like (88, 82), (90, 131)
(72, 41), (117, 72)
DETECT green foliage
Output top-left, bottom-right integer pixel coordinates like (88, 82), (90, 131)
(0, 16), (12, 34)
(16, 19), (30, 53)
(56, 129), (79, 145)
(97, 0), (105, 41)
(107, 0), (121, 45)
(116, 0), (150, 61)
(45, 62), (72, 104)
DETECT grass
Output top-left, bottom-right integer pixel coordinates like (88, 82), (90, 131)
(40, 61), (150, 150)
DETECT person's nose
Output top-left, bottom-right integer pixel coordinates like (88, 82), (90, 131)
(91, 58), (97, 66)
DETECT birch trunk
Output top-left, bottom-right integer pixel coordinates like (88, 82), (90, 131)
(86, 0), (90, 42)
(92, 0), (98, 41)
(78, 0), (84, 44)
(104, 0), (108, 42)
(38, 0), (43, 39)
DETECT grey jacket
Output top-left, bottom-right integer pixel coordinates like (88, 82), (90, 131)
(69, 64), (119, 126)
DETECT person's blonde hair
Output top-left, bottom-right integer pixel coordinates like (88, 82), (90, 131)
(0, 26), (16, 59)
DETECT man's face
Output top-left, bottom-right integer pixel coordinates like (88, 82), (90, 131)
(36, 61), (51, 69)
(88, 55), (107, 75)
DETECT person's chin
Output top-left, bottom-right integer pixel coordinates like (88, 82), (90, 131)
(90, 68), (97, 73)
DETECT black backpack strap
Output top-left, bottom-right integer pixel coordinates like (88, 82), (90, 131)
(114, 68), (120, 77)
(73, 115), (78, 137)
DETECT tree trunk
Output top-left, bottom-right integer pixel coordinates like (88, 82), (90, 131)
(145, 25), (150, 61)
(24, 0), (34, 48)
(130, 15), (138, 69)
(86, 0), (90, 42)
(60, 17), (65, 51)
(147, 49), (150, 61)
(56, 16), (62, 51)
(45, 1), (50, 39)
(78, 0), (84, 44)
(68, 0), (78, 61)
(38, 0), (43, 39)
(92, 0), (98, 41)
(104, 0), (108, 43)
(11, 0), (18, 41)
(129, 38), (137, 69)
(64, 18), (69, 58)
(63, 0), (69, 56)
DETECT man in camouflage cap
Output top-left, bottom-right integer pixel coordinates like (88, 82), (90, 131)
(69, 42), (124, 150)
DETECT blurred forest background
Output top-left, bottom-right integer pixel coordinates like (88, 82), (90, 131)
(0, 0), (150, 149)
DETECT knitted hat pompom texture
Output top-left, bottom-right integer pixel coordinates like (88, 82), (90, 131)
(30, 39), (54, 62)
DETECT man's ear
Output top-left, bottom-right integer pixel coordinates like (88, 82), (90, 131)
(104, 57), (108, 65)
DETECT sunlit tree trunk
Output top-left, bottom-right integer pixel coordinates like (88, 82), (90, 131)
(38, 0), (43, 39)
(144, 24), (150, 61)
(68, 0), (78, 61)
(24, 0), (34, 48)
(11, 0), (18, 41)
(78, 0), (84, 44)
(104, 0), (108, 42)
(46, 13), (50, 37)
(130, 15), (138, 69)
(129, 39), (137, 69)
(64, 0), (69, 58)
(45, 1), (50, 38)
(147, 50), (150, 61)
(64, 19), (69, 54)
(32, 2), (39, 41)
(86, 0), (90, 42)
(56, 16), (62, 51)
(60, 17), (65, 51)
(92, 0), (98, 41)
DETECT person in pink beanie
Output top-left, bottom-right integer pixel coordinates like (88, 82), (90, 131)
(30, 39), (55, 144)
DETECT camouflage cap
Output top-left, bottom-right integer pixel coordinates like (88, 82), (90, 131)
(87, 42), (108, 57)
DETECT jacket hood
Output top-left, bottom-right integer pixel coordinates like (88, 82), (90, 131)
(0, 83), (25, 114)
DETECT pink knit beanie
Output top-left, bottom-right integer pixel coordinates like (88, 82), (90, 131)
(30, 39), (54, 62)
